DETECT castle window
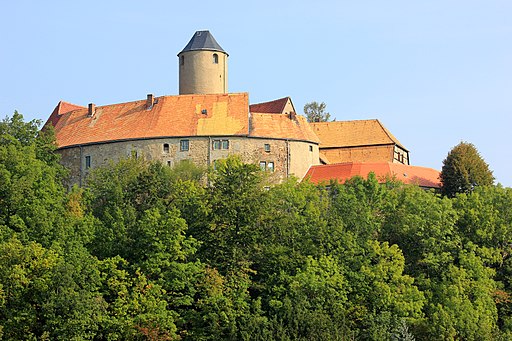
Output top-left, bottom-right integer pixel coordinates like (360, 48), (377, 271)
(268, 162), (274, 172)
(163, 143), (170, 153)
(264, 143), (271, 152)
(212, 139), (229, 150)
(180, 55), (184, 66)
(213, 53), (218, 64)
(85, 155), (91, 169)
(180, 139), (189, 151)
(259, 161), (266, 171)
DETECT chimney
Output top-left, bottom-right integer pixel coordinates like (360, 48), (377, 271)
(146, 94), (154, 109)
(88, 103), (95, 117)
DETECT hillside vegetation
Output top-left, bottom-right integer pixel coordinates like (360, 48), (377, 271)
(1, 113), (511, 340)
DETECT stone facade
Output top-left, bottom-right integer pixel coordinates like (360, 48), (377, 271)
(58, 136), (318, 186)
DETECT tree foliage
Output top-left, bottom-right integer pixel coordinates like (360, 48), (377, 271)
(440, 141), (494, 197)
(303, 101), (331, 122)
(0, 112), (511, 340)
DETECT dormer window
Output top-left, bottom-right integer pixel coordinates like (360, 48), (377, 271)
(213, 53), (218, 64)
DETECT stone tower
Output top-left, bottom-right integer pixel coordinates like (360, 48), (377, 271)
(178, 30), (228, 95)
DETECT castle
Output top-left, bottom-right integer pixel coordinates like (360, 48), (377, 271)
(45, 31), (440, 188)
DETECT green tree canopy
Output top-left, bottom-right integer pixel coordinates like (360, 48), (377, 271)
(440, 141), (494, 197)
(303, 101), (331, 122)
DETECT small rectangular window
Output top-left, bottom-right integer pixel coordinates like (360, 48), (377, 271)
(267, 162), (274, 172)
(167, 160), (172, 167)
(163, 143), (170, 153)
(85, 155), (91, 169)
(259, 161), (266, 171)
(309, 145), (313, 152)
(264, 143), (271, 152)
(212, 139), (229, 150)
(180, 139), (189, 151)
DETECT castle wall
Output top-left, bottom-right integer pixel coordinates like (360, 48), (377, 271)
(57, 136), (318, 186)
(289, 141), (320, 179)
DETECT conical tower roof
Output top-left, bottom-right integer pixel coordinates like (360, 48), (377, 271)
(179, 30), (227, 55)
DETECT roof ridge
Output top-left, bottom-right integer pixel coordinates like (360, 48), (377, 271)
(310, 118), (380, 125)
(375, 119), (408, 151)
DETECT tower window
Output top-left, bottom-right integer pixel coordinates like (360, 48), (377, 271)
(163, 143), (170, 153)
(213, 53), (218, 64)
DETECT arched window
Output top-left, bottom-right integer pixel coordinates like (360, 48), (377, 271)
(213, 53), (218, 64)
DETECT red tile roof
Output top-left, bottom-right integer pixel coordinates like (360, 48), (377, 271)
(310, 120), (407, 151)
(249, 97), (289, 114)
(46, 101), (86, 127)
(304, 162), (440, 188)
(249, 112), (320, 143)
(248, 97), (320, 143)
(46, 93), (250, 148)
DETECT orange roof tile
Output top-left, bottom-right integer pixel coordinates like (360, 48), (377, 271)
(310, 120), (407, 151)
(249, 112), (320, 143)
(304, 162), (440, 188)
(47, 93), (250, 148)
(250, 97), (290, 114)
(45, 101), (86, 127)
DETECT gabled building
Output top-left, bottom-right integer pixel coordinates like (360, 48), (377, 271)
(45, 30), (439, 188)
(310, 119), (409, 165)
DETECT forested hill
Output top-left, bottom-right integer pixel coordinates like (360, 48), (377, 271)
(1, 112), (511, 340)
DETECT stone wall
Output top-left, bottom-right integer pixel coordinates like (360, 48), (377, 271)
(57, 136), (318, 186)
(289, 141), (320, 179)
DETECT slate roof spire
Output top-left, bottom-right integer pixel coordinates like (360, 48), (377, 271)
(179, 30), (228, 55)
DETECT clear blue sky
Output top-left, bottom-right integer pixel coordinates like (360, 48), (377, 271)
(1, 1), (510, 186)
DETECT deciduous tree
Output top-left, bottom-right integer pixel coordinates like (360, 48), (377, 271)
(440, 142), (494, 197)
(304, 101), (331, 122)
